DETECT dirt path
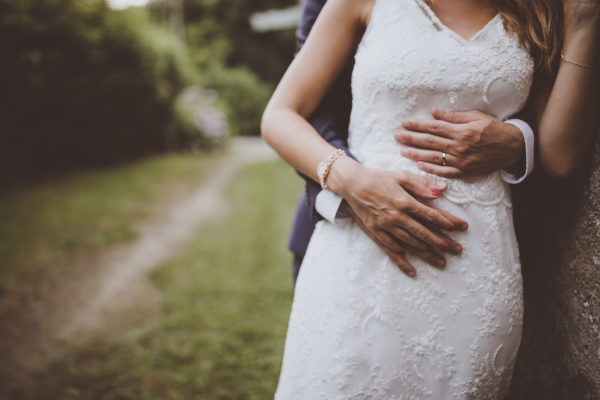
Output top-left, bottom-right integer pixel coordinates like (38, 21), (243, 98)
(0, 137), (278, 383)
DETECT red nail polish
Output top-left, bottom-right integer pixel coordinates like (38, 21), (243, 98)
(431, 190), (441, 197)
(441, 244), (449, 251)
(448, 224), (455, 231)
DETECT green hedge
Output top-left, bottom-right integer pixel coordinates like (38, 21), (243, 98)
(202, 64), (272, 136)
(148, 0), (295, 135)
(0, 0), (198, 182)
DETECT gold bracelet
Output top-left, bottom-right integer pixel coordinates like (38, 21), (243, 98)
(317, 149), (346, 191)
(560, 51), (600, 70)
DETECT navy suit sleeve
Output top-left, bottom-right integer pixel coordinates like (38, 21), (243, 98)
(296, 0), (357, 222)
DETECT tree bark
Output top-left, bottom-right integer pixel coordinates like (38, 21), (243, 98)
(508, 129), (600, 399)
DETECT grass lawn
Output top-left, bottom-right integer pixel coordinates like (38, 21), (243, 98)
(14, 160), (301, 400)
(0, 153), (221, 299)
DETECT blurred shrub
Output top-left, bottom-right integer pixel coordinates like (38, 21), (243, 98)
(174, 87), (228, 150)
(149, 0), (296, 83)
(0, 0), (198, 182)
(202, 64), (272, 136)
(148, 0), (295, 135)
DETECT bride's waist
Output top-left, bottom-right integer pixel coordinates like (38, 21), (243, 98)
(353, 148), (511, 207)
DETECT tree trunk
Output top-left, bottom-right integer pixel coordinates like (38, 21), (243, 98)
(508, 129), (600, 399)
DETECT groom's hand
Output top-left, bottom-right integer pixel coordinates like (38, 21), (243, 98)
(395, 108), (524, 178)
(339, 168), (467, 277)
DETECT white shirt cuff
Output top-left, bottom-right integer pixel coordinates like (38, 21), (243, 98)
(315, 190), (347, 224)
(501, 118), (535, 184)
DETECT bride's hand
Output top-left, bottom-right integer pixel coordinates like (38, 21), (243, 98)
(328, 159), (468, 277)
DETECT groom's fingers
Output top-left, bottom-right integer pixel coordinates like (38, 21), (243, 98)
(351, 214), (417, 277)
(386, 251), (418, 277)
(383, 225), (429, 250)
(400, 119), (457, 140)
(392, 216), (450, 252)
(400, 146), (458, 167)
(408, 200), (456, 232)
(408, 247), (447, 269)
(395, 131), (454, 153)
(374, 228), (408, 253)
(431, 108), (480, 124)
(416, 161), (464, 178)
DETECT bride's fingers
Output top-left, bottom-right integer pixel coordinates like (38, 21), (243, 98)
(394, 170), (447, 199)
(437, 209), (469, 231)
(434, 231), (463, 254)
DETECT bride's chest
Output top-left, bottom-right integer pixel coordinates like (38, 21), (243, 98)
(352, 3), (534, 119)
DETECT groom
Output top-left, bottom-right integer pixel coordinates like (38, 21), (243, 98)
(288, 0), (535, 280)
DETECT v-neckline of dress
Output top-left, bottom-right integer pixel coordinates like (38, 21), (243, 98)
(413, 0), (500, 45)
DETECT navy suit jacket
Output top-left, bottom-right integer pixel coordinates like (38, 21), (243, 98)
(287, 0), (357, 259)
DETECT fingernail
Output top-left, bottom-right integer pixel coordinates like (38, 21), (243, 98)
(401, 148), (409, 156)
(437, 259), (446, 268)
(435, 181), (447, 190)
(409, 270), (416, 278)
(448, 224), (455, 231)
(402, 120), (411, 128)
(431, 189), (441, 197)
(453, 245), (462, 253)
(441, 244), (449, 251)
(460, 223), (468, 230)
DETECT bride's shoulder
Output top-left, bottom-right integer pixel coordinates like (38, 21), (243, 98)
(361, 0), (376, 26)
(326, 0), (376, 27)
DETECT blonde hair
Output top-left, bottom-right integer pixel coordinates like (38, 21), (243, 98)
(494, 0), (563, 71)
(425, 0), (563, 71)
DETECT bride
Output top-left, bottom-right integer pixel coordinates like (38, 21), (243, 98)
(261, 0), (597, 397)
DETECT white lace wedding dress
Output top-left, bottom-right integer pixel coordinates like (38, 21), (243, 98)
(275, 0), (534, 398)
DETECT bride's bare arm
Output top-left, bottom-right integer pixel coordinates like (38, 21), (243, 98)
(533, 2), (600, 177)
(261, 0), (369, 188)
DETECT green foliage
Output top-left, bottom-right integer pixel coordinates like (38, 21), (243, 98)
(186, 0), (297, 83)
(148, 0), (297, 135)
(12, 161), (300, 399)
(202, 64), (273, 136)
(0, 0), (199, 182)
